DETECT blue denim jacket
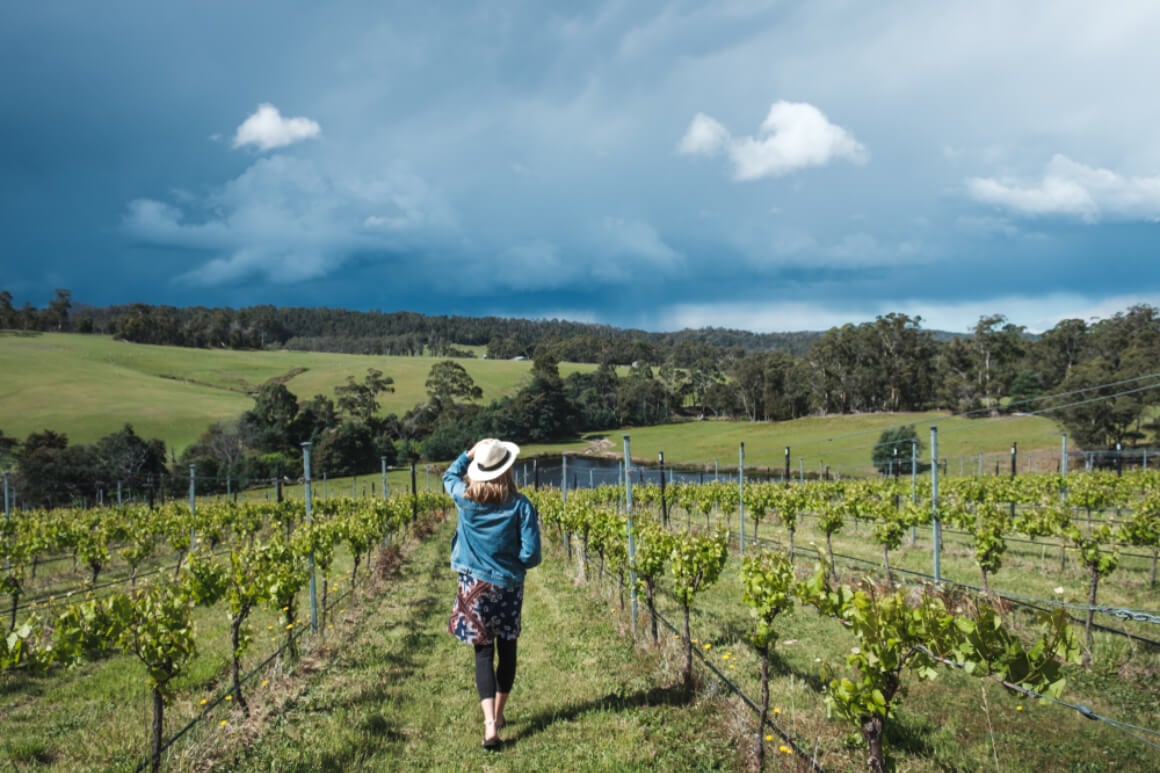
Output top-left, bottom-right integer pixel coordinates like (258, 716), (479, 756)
(443, 451), (542, 587)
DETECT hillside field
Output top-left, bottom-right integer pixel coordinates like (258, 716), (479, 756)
(0, 333), (557, 453)
(0, 332), (1068, 475)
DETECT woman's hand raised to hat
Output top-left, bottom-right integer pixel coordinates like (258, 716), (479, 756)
(467, 438), (498, 459)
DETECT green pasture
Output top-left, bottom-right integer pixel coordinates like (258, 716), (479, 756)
(0, 333), (549, 453)
(524, 411), (1067, 478)
(0, 333), (1068, 475)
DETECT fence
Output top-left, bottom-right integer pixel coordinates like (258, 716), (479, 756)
(4, 433), (1157, 515)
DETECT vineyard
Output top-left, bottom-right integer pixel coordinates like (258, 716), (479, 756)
(0, 488), (445, 771)
(2, 466), (1159, 770)
(523, 465), (1159, 771)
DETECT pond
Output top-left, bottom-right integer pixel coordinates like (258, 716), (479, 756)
(509, 453), (793, 491)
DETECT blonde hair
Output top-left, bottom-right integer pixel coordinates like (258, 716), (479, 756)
(465, 469), (518, 505)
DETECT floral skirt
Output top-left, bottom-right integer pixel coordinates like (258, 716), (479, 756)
(448, 572), (524, 645)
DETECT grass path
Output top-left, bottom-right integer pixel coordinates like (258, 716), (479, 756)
(204, 513), (745, 771)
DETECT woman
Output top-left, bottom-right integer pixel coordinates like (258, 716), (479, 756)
(444, 437), (542, 749)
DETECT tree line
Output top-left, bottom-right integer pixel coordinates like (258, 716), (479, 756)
(1, 289), (821, 358)
(4, 290), (1160, 462)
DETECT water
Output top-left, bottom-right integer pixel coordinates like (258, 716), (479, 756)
(510, 454), (791, 491)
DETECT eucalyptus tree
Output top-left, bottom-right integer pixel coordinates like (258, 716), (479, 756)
(971, 314), (1026, 413)
(871, 312), (937, 411)
(425, 359), (483, 410)
(335, 367), (395, 425)
(1029, 317), (1087, 387)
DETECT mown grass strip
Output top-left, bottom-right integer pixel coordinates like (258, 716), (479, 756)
(205, 512), (745, 771)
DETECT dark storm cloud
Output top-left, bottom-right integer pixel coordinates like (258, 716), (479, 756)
(3, 1), (1160, 333)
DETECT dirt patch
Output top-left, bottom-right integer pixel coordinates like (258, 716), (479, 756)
(261, 368), (309, 387)
(583, 436), (616, 456)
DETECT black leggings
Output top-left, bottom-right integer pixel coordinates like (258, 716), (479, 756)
(474, 638), (517, 700)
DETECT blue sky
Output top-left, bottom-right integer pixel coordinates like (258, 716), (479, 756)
(3, 1), (1159, 335)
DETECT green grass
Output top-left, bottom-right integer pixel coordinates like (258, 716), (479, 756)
(0, 332), (1070, 477)
(177, 514), (746, 771)
(538, 411), (1066, 479)
(0, 333), (546, 454)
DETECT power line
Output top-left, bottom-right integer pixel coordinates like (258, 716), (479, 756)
(961, 371), (1160, 418)
(795, 374), (1160, 462)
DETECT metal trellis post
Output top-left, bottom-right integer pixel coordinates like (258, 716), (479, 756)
(1010, 441), (1017, 518)
(410, 463), (417, 523)
(658, 452), (668, 528)
(3, 470), (9, 572)
(738, 443), (745, 557)
(931, 426), (941, 584)
(910, 440), (918, 544)
(303, 442), (318, 632)
(188, 463), (196, 546)
(623, 435), (638, 638)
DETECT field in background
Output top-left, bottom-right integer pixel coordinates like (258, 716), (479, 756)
(0, 333), (559, 453)
(558, 411), (1066, 478)
(0, 332), (1067, 476)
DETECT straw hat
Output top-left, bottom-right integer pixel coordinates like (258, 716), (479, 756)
(467, 439), (520, 481)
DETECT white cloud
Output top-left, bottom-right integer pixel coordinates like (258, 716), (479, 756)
(233, 103), (321, 151)
(123, 155), (458, 286)
(731, 102), (868, 180)
(677, 112), (729, 156)
(679, 101), (867, 180)
(967, 154), (1160, 222)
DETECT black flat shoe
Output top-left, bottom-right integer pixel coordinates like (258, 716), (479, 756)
(482, 719), (501, 749)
